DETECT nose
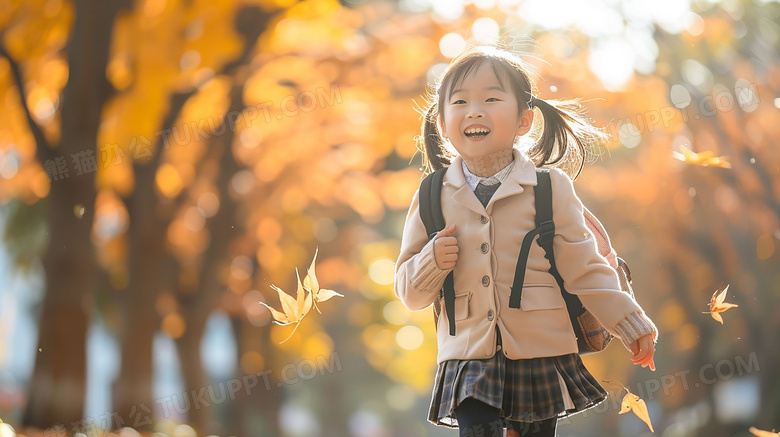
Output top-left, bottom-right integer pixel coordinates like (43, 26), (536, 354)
(467, 110), (484, 119)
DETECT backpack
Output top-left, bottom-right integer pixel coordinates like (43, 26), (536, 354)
(418, 167), (636, 354)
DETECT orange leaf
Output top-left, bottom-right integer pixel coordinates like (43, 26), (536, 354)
(702, 284), (738, 324)
(673, 145), (731, 168)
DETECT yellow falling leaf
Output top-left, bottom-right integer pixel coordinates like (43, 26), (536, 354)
(673, 145), (731, 168)
(259, 268), (313, 344)
(702, 284), (738, 324)
(74, 204), (85, 219)
(604, 380), (654, 433)
(619, 391), (654, 433)
(302, 246), (344, 313)
(749, 427), (779, 436)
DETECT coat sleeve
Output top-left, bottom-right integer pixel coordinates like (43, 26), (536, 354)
(394, 187), (453, 311)
(548, 168), (658, 347)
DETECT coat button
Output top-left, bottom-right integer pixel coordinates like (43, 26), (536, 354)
(481, 242), (489, 253)
(482, 275), (490, 287)
(487, 310), (494, 321)
(480, 215), (489, 224)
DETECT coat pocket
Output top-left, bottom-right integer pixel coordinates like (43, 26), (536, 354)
(520, 284), (565, 311)
(453, 291), (472, 321)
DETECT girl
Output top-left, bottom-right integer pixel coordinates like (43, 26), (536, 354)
(394, 45), (658, 437)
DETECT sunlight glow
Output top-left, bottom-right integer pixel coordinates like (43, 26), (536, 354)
(472, 17), (500, 44)
(396, 325), (424, 350)
(618, 122), (642, 149)
(0, 148), (19, 179)
(473, 0), (496, 9)
(280, 404), (319, 436)
(519, 0), (623, 36)
(440, 33), (467, 58)
(670, 84), (692, 108)
(684, 12), (705, 35)
(368, 258), (395, 285)
(432, 0), (464, 21)
(588, 38), (636, 91)
(682, 59), (714, 92)
(383, 300), (411, 325)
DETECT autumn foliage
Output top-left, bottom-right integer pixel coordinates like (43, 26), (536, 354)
(0, 0), (778, 436)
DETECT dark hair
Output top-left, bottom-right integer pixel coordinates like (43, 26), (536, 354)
(417, 45), (606, 180)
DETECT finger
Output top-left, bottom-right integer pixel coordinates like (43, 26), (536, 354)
(630, 341), (639, 356)
(441, 253), (458, 262)
(643, 348), (656, 370)
(434, 238), (455, 252)
(632, 346), (648, 362)
(439, 237), (459, 247)
(443, 245), (459, 254)
(638, 352), (655, 370)
(640, 338), (654, 357)
(437, 225), (457, 238)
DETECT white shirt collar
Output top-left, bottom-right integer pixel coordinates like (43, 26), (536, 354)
(461, 156), (516, 191)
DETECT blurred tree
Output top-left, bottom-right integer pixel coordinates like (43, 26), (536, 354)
(1, 0), (778, 435)
(649, 0), (780, 430)
(1, 0), (132, 429)
(109, 5), (270, 433)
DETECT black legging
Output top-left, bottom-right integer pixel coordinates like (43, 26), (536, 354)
(454, 397), (558, 437)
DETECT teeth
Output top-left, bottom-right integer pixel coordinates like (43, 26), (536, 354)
(465, 127), (490, 135)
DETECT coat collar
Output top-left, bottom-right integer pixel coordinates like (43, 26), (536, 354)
(444, 147), (538, 215)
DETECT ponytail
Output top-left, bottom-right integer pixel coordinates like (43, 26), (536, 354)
(528, 96), (606, 180)
(418, 102), (453, 176)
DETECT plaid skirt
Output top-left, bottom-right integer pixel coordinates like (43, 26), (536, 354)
(428, 332), (607, 428)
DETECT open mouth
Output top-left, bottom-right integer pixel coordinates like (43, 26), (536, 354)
(464, 127), (491, 138)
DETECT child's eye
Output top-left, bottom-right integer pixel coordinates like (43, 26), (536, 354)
(451, 100), (466, 105)
(486, 98), (501, 102)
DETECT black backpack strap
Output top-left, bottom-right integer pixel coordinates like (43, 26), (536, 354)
(534, 171), (588, 325)
(509, 170), (587, 335)
(419, 171), (437, 238)
(532, 169), (567, 295)
(509, 169), (554, 308)
(417, 168), (457, 336)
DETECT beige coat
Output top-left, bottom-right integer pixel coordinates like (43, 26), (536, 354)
(394, 148), (655, 364)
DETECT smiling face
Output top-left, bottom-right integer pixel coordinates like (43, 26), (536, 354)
(438, 61), (533, 168)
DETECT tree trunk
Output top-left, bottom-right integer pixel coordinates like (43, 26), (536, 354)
(228, 317), (283, 437)
(171, 6), (271, 435)
(22, 178), (95, 431)
(173, 319), (210, 432)
(111, 161), (167, 432)
(22, 0), (128, 431)
(320, 322), (350, 437)
(174, 68), (249, 435)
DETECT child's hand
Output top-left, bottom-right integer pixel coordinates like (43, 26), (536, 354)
(433, 225), (458, 270)
(629, 334), (656, 371)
